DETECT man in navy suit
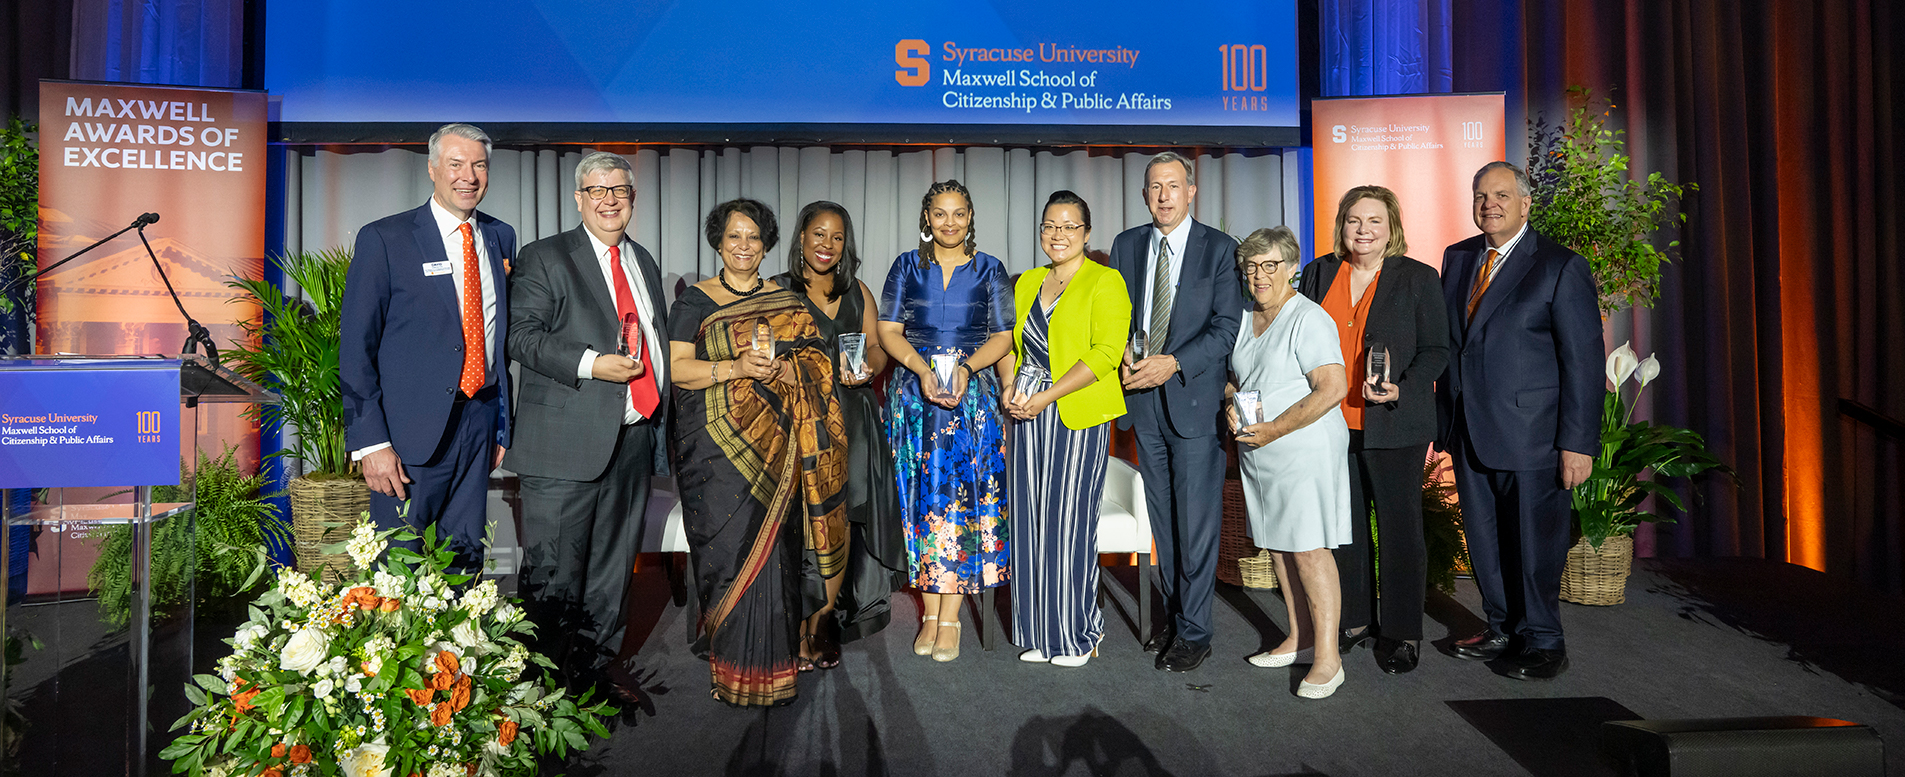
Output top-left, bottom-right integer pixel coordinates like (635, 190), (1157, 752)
(1111, 152), (1244, 673)
(1436, 161), (1602, 680)
(342, 123), (515, 571)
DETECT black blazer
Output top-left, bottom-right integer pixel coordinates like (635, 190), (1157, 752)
(1299, 253), (1449, 449)
(1108, 219), (1245, 437)
(1434, 230), (1603, 469)
(503, 227), (670, 482)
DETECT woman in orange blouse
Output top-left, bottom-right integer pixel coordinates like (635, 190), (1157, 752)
(1297, 185), (1449, 675)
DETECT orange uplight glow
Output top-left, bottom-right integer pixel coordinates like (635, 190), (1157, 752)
(1773, 32), (1826, 572)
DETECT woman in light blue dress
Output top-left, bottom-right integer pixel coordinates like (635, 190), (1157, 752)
(1227, 226), (1351, 699)
(875, 180), (1016, 662)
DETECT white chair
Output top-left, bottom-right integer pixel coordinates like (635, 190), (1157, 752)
(639, 477), (695, 640)
(1095, 456), (1153, 646)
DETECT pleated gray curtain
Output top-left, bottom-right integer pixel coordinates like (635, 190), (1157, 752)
(282, 145), (1298, 300)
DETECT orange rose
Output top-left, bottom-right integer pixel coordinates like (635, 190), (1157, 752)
(429, 670), (456, 691)
(289, 744), (312, 764)
(270, 743), (287, 759)
(431, 701), (454, 727)
(380, 598), (401, 612)
(447, 683), (471, 714)
(261, 769), (282, 777)
(466, 764), (478, 776)
(405, 687), (434, 705)
(231, 686), (261, 714)
(496, 719), (519, 747)
(434, 650), (461, 676)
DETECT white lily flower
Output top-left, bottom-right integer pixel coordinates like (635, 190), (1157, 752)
(1606, 341), (1639, 387)
(1637, 354), (1660, 387)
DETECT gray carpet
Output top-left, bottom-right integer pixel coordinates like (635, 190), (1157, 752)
(578, 560), (1905, 776)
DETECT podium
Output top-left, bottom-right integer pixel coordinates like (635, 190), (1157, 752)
(0, 355), (274, 777)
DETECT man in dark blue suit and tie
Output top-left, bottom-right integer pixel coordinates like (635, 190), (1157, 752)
(1436, 161), (1603, 680)
(342, 123), (515, 571)
(1111, 152), (1245, 672)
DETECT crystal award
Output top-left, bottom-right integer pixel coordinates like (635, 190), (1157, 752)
(1234, 390), (1264, 426)
(837, 333), (867, 380)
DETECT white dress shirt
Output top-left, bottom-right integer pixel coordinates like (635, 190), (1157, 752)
(575, 230), (664, 424)
(1139, 218), (1194, 339)
(1482, 222), (1530, 285)
(352, 198), (500, 462)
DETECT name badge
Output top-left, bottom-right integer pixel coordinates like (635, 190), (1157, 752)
(423, 261), (454, 277)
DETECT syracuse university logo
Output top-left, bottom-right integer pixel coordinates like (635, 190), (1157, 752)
(894, 40), (931, 86)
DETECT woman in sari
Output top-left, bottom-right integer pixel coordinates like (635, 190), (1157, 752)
(668, 198), (847, 706)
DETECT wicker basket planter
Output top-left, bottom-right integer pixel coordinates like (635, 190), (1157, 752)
(1217, 479), (1278, 589)
(288, 476), (370, 584)
(1559, 534), (1634, 606)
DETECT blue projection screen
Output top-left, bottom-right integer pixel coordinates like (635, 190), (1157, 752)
(266, 0), (1299, 144)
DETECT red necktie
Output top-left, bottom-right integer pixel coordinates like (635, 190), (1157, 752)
(457, 223), (485, 396)
(609, 245), (660, 416)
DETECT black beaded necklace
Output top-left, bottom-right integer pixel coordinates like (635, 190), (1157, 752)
(719, 270), (764, 297)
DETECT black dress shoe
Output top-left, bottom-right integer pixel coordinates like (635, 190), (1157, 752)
(1158, 638), (1211, 673)
(1339, 626), (1372, 654)
(1374, 637), (1419, 674)
(1450, 630), (1510, 661)
(1499, 648), (1568, 680)
(1142, 627), (1175, 655)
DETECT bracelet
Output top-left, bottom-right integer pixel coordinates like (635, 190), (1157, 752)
(710, 361), (718, 383)
(958, 362), (974, 377)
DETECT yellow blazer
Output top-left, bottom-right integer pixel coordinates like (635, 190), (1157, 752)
(1012, 260), (1131, 430)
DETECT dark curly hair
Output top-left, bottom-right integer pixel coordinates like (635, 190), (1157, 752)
(786, 201), (861, 303)
(916, 179), (977, 267)
(703, 198), (779, 252)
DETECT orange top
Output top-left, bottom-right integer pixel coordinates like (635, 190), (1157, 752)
(1320, 267), (1380, 430)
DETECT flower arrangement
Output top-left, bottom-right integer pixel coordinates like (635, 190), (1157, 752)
(1572, 342), (1732, 548)
(161, 518), (614, 777)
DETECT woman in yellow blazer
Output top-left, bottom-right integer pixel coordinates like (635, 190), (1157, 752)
(999, 190), (1131, 667)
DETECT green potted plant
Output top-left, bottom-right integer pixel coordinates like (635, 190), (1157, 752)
(1561, 342), (1732, 605)
(1527, 87), (1695, 315)
(0, 114), (37, 348)
(88, 445), (288, 625)
(224, 248), (364, 583)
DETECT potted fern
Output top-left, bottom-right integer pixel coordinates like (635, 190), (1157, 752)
(224, 248), (364, 583)
(1560, 342), (1732, 605)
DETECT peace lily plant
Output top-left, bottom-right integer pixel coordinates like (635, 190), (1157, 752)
(1572, 342), (1731, 549)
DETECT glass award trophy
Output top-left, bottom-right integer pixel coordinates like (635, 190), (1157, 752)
(837, 333), (867, 380)
(931, 354), (960, 394)
(752, 319), (773, 353)
(1014, 363), (1049, 400)
(1366, 340), (1391, 387)
(1130, 330), (1148, 361)
(619, 311), (642, 358)
(1234, 390), (1264, 426)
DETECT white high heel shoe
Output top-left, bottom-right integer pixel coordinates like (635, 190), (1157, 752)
(1247, 647), (1314, 668)
(1019, 649), (1050, 663)
(1296, 666), (1346, 699)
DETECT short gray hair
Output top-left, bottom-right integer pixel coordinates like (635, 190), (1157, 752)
(1472, 161), (1531, 198)
(1145, 151), (1196, 188)
(1237, 226), (1300, 267)
(428, 123), (492, 165)
(573, 151), (634, 190)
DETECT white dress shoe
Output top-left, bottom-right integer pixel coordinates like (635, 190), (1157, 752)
(1050, 653), (1090, 668)
(1019, 649), (1050, 663)
(1246, 647), (1314, 668)
(1296, 666), (1346, 699)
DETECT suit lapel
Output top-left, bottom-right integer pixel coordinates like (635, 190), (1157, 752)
(1166, 222), (1207, 351)
(1468, 235), (1539, 334)
(1118, 230), (1144, 317)
(568, 229), (618, 321)
(410, 206), (461, 318)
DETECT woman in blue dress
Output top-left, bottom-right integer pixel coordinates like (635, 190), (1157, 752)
(875, 179), (1016, 663)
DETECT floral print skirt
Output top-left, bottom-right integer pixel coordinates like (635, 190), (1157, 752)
(885, 367), (1009, 593)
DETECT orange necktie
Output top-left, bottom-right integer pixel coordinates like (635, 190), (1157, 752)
(457, 222), (485, 396)
(1466, 247), (1499, 322)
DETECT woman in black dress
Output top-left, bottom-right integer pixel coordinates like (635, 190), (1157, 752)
(771, 201), (903, 670)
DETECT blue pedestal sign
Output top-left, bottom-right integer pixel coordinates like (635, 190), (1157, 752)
(0, 358), (181, 488)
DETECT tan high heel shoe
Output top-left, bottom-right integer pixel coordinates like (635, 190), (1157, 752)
(931, 621), (962, 662)
(913, 615), (939, 656)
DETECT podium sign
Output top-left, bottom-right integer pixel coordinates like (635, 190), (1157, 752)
(0, 358), (180, 488)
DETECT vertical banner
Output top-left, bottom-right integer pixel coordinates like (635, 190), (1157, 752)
(34, 80), (265, 469)
(1311, 94), (1506, 273)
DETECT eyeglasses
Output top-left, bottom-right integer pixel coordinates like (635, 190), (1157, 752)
(1039, 224), (1087, 236)
(1239, 259), (1293, 276)
(579, 185), (634, 201)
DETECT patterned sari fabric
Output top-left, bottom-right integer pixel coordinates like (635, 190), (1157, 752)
(670, 288), (846, 706)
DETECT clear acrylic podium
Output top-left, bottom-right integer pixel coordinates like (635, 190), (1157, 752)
(0, 355), (274, 777)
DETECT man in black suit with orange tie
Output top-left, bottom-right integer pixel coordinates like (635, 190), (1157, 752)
(342, 123), (514, 572)
(504, 152), (669, 701)
(1436, 161), (1603, 680)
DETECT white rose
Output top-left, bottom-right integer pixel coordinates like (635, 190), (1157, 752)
(339, 742), (393, 777)
(278, 627), (331, 676)
(313, 677), (335, 699)
(327, 655), (350, 677)
(345, 674), (363, 694)
(451, 620), (485, 650)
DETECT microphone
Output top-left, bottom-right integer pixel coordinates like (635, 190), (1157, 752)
(134, 212), (160, 227)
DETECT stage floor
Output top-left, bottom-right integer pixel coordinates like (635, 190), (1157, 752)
(582, 557), (1905, 776)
